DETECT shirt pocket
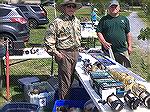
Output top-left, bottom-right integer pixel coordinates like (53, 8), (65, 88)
(58, 26), (72, 40)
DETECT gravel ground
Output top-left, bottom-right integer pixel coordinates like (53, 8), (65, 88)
(128, 11), (149, 52)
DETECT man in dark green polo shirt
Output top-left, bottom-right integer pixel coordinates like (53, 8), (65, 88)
(96, 0), (132, 67)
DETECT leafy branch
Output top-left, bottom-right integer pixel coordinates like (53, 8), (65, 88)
(138, 27), (150, 40)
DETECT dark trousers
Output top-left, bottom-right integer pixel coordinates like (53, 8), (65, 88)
(55, 49), (79, 99)
(102, 47), (131, 68)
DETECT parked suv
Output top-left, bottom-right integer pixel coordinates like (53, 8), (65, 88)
(0, 4), (30, 44)
(12, 4), (49, 28)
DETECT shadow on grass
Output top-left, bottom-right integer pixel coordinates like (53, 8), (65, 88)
(11, 93), (25, 102)
(34, 26), (47, 29)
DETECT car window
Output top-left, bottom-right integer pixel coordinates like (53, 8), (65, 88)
(18, 6), (29, 12)
(30, 6), (42, 12)
(15, 8), (26, 18)
(0, 8), (10, 17)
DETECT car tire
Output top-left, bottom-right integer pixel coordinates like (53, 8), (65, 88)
(28, 19), (38, 28)
(0, 34), (14, 48)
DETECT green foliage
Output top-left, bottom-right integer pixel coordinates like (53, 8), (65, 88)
(55, 0), (63, 4)
(0, 0), (5, 3)
(94, 3), (106, 15)
(141, 0), (150, 15)
(138, 27), (150, 40)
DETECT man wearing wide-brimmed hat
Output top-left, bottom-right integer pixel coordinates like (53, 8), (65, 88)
(44, 0), (82, 99)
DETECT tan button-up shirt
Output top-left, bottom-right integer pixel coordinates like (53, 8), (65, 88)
(44, 14), (81, 55)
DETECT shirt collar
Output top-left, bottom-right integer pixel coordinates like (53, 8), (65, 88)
(60, 14), (75, 21)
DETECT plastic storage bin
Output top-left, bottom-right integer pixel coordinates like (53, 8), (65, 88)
(1, 102), (39, 112)
(52, 100), (87, 112)
(27, 81), (55, 110)
(18, 76), (40, 99)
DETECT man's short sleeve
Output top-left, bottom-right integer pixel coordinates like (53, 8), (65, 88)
(125, 17), (130, 34)
(96, 17), (104, 33)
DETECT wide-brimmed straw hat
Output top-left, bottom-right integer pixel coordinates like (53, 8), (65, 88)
(56, 0), (82, 12)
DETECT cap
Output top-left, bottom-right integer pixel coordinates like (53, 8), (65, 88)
(93, 8), (98, 12)
(109, 0), (119, 7)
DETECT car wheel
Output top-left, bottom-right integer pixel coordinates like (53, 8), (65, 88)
(28, 19), (38, 28)
(0, 34), (14, 48)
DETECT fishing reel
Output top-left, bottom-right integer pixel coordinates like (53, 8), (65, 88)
(139, 90), (150, 109)
(132, 83), (150, 108)
(82, 59), (92, 73)
(106, 93), (124, 111)
(124, 90), (141, 110)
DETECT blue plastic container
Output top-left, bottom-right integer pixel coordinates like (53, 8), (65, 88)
(27, 81), (55, 110)
(1, 102), (39, 112)
(17, 76), (40, 100)
(52, 100), (87, 112)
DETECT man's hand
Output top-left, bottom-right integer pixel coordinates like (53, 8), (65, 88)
(102, 41), (112, 50)
(97, 32), (112, 50)
(128, 46), (132, 55)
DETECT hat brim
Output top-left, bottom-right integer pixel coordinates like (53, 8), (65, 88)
(56, 2), (82, 12)
(109, 2), (119, 7)
(109, 3), (119, 7)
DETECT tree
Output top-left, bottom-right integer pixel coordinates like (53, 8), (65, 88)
(90, 0), (110, 15)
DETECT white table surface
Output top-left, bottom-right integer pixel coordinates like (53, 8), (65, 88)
(81, 29), (97, 39)
(75, 53), (150, 112)
(3, 47), (51, 60)
(81, 22), (97, 39)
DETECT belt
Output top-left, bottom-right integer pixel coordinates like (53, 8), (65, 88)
(58, 47), (79, 52)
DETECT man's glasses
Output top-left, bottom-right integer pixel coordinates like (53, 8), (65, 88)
(66, 4), (76, 8)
